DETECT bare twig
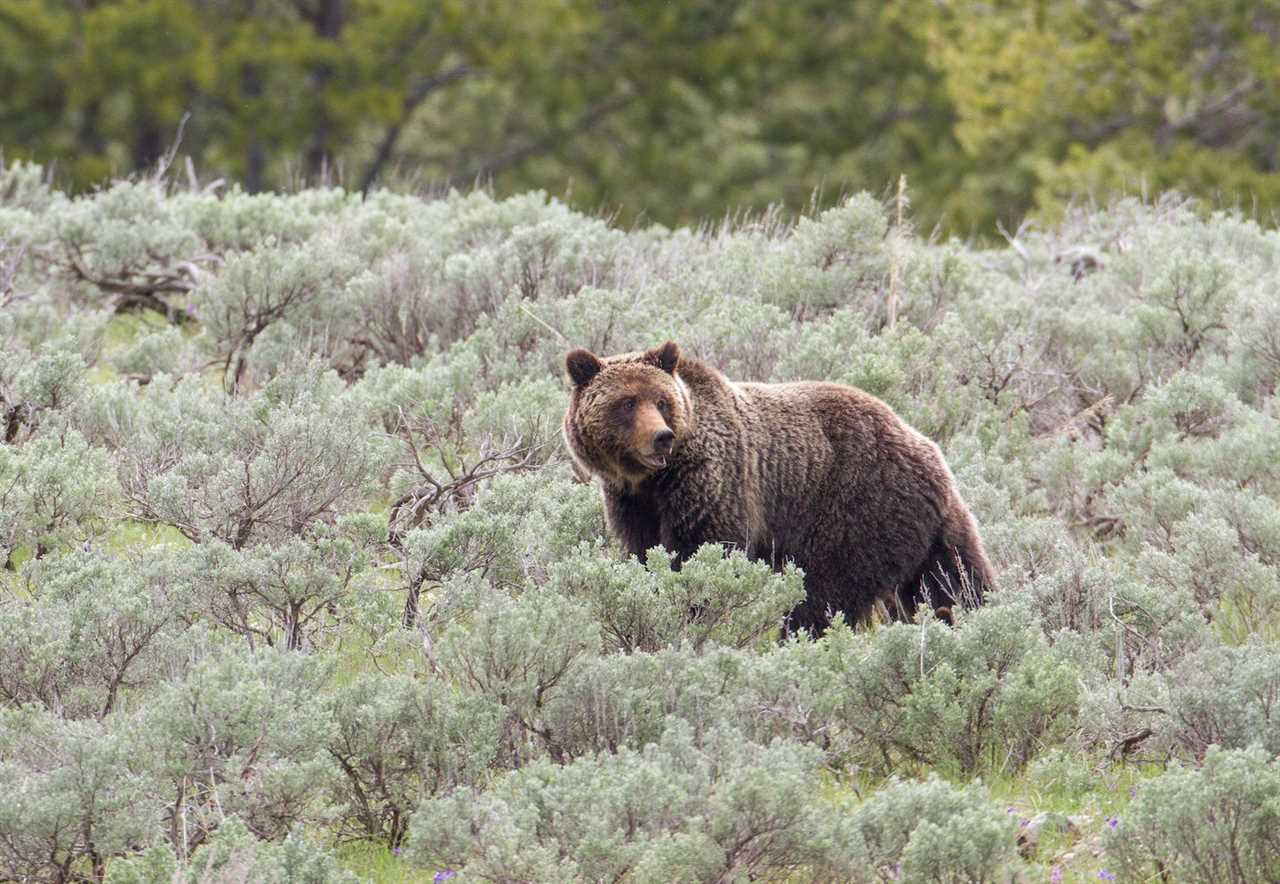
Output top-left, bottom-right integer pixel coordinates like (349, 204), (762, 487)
(1045, 394), (1114, 438)
(0, 240), (27, 307)
(885, 174), (907, 330)
(996, 218), (1033, 276)
(153, 111), (192, 182)
(385, 407), (546, 626)
(517, 301), (571, 345)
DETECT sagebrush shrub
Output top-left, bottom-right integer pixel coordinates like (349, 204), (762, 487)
(0, 547), (196, 718)
(324, 672), (502, 845)
(135, 645), (336, 849)
(0, 706), (162, 882)
(1161, 641), (1280, 758)
(105, 817), (358, 884)
(840, 776), (1023, 884)
(814, 602), (1082, 775)
(549, 544), (805, 654)
(409, 722), (843, 882)
(1107, 745), (1280, 883)
(4, 170), (1280, 880)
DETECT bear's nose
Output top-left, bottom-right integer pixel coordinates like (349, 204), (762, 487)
(653, 428), (675, 453)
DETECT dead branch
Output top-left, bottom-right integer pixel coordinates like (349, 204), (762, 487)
(387, 435), (542, 546)
(385, 409), (545, 626)
(1110, 727), (1155, 761)
(62, 239), (219, 324)
(0, 240), (28, 308)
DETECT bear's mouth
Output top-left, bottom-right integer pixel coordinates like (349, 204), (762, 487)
(637, 453), (669, 471)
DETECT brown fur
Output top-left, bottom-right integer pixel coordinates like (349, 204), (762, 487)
(562, 341), (995, 634)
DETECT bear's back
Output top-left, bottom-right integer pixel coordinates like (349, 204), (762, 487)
(731, 379), (944, 479)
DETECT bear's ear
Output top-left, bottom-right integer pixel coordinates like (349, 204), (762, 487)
(646, 341), (680, 374)
(566, 348), (604, 388)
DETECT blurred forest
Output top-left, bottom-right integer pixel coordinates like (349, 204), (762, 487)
(3, 0), (1280, 231)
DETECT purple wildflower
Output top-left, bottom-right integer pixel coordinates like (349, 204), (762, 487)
(434, 872), (457, 883)
(1107, 816), (1119, 830)
(1049, 865), (1063, 884)
(1098, 871), (1116, 881)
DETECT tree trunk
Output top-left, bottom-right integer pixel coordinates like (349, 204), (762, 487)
(286, 600), (304, 650)
(402, 583), (419, 628)
(304, 0), (345, 182)
(242, 62), (265, 192)
(132, 123), (164, 175)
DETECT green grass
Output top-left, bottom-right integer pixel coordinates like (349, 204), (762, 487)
(3, 543), (35, 573)
(335, 842), (439, 883)
(87, 312), (170, 384)
(103, 520), (191, 551)
(985, 754), (1158, 882)
(103, 310), (169, 348)
(812, 752), (1156, 882)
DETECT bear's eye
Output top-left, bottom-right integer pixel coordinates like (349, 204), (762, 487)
(621, 397), (636, 412)
(656, 399), (670, 413)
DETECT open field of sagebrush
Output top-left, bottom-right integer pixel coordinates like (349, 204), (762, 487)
(3, 162), (1280, 882)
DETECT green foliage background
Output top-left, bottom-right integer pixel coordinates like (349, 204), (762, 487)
(3, 0), (1280, 231)
(5, 163), (1280, 880)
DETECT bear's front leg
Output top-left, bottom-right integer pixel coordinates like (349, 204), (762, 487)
(658, 494), (754, 571)
(603, 488), (662, 561)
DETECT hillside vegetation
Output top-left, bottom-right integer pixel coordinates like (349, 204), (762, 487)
(3, 164), (1280, 882)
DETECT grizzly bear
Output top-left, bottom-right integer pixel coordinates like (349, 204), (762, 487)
(562, 341), (994, 634)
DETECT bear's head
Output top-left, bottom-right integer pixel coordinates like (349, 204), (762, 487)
(562, 341), (691, 486)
